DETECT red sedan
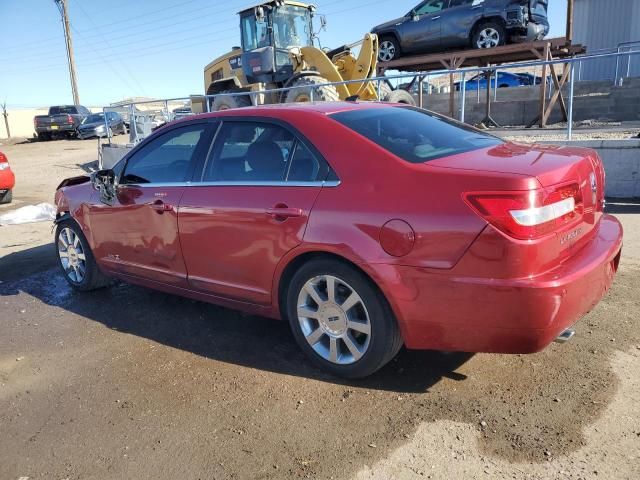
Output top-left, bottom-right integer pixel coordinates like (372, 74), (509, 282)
(53, 102), (623, 378)
(0, 151), (15, 204)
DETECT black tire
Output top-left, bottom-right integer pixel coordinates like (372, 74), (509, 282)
(55, 218), (112, 291)
(286, 258), (403, 379)
(284, 76), (340, 103)
(384, 88), (417, 105)
(378, 36), (400, 62)
(472, 21), (506, 49)
(210, 91), (253, 111)
(0, 190), (12, 204)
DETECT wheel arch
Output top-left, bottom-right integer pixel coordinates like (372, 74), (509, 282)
(471, 16), (507, 38)
(206, 77), (244, 96)
(378, 31), (402, 51)
(274, 249), (405, 337)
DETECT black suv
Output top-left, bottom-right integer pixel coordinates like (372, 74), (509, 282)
(372, 0), (549, 62)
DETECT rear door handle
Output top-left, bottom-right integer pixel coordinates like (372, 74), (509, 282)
(266, 206), (303, 220)
(149, 199), (173, 213)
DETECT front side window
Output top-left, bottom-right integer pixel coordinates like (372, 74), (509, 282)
(272, 6), (312, 49)
(121, 124), (207, 184)
(331, 106), (503, 163)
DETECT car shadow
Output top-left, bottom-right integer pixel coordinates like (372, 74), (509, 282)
(0, 244), (473, 394)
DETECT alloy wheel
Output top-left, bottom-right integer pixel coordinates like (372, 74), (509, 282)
(296, 275), (371, 365)
(58, 227), (87, 283)
(477, 28), (500, 48)
(379, 41), (396, 62)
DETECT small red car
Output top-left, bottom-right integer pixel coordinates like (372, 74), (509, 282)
(0, 151), (15, 204)
(54, 102), (623, 378)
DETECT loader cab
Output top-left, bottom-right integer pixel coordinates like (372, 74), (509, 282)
(240, 1), (315, 84)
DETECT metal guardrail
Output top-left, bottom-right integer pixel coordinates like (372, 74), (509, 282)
(103, 49), (640, 144)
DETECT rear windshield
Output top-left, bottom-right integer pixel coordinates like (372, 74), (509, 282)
(84, 114), (104, 123)
(50, 106), (77, 115)
(331, 106), (503, 163)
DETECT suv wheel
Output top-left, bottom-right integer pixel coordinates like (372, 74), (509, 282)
(286, 259), (403, 378)
(472, 21), (506, 49)
(378, 37), (400, 62)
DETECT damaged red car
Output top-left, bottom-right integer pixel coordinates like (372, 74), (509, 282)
(53, 102), (623, 378)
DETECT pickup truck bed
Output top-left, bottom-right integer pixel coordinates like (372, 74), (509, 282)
(34, 105), (90, 140)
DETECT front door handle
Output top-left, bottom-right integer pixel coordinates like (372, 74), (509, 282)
(431, 15), (441, 20)
(149, 199), (173, 213)
(266, 205), (303, 221)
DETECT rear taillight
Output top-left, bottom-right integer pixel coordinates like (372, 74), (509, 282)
(67, 114), (74, 124)
(0, 152), (8, 170)
(34, 118), (38, 126)
(464, 184), (583, 240)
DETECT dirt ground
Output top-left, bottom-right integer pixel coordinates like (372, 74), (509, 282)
(1, 138), (639, 480)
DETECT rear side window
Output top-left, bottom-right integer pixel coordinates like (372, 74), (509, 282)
(202, 121), (329, 183)
(331, 107), (503, 163)
(50, 106), (78, 115)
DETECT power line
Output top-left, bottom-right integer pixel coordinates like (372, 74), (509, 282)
(70, 0), (147, 96)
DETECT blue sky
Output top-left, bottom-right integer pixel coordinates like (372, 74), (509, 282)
(0, 0), (567, 107)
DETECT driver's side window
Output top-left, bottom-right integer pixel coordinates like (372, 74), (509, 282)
(121, 124), (207, 185)
(415, 0), (447, 15)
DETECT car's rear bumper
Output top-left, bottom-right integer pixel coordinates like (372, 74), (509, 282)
(509, 22), (549, 42)
(375, 214), (623, 354)
(35, 125), (77, 134)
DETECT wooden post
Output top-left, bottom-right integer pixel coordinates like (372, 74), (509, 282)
(539, 43), (550, 127)
(566, 0), (574, 45)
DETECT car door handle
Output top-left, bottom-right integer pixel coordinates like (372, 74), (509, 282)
(149, 199), (173, 213)
(266, 206), (303, 220)
(431, 16), (441, 20)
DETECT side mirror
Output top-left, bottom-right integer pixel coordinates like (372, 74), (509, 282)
(412, 13), (419, 21)
(91, 168), (116, 205)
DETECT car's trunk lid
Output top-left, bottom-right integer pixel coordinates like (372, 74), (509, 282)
(429, 142), (606, 264)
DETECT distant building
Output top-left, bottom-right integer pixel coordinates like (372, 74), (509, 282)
(573, 0), (640, 82)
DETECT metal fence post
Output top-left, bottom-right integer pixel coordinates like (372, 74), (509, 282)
(494, 69), (498, 102)
(418, 76), (424, 108)
(103, 107), (111, 144)
(129, 104), (137, 144)
(377, 79), (382, 100)
(567, 63), (575, 141)
(460, 72), (466, 123)
(164, 100), (169, 122)
(309, 86), (314, 102)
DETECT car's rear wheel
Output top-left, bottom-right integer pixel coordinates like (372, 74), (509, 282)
(378, 36), (400, 62)
(55, 218), (112, 291)
(0, 190), (12, 204)
(472, 21), (506, 49)
(286, 259), (403, 378)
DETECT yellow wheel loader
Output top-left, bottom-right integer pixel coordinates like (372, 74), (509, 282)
(197, 1), (415, 112)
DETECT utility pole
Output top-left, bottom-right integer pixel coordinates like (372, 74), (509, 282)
(55, 0), (80, 104)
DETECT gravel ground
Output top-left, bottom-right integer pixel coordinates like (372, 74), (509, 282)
(1, 138), (639, 480)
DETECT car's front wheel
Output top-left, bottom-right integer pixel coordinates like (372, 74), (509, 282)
(55, 219), (112, 291)
(286, 259), (403, 378)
